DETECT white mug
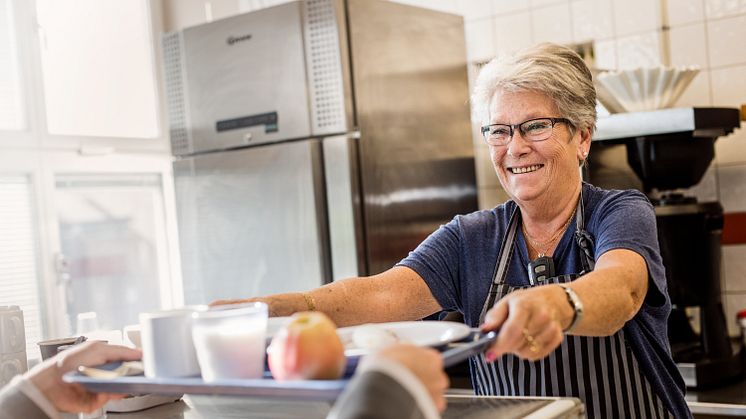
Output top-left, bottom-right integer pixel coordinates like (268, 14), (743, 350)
(139, 306), (207, 378)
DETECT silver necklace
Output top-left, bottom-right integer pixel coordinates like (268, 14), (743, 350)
(522, 207), (576, 258)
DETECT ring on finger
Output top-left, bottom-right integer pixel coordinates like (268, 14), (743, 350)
(522, 327), (541, 353)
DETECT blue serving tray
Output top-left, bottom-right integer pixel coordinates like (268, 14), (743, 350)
(65, 369), (349, 401)
(64, 330), (496, 401)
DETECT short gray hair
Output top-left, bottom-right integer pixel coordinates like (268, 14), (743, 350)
(471, 43), (597, 133)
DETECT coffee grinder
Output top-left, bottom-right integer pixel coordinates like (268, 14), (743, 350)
(590, 107), (743, 388)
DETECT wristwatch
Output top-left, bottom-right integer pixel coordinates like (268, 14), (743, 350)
(558, 284), (583, 334)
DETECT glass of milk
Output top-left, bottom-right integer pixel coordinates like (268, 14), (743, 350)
(191, 302), (268, 382)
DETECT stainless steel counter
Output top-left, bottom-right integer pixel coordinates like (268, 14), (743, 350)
(91, 380), (746, 419)
(96, 394), (583, 419)
(687, 377), (746, 417)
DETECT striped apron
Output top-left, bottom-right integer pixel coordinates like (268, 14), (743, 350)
(471, 197), (674, 419)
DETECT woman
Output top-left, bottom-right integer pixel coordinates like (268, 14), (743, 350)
(215, 43), (690, 418)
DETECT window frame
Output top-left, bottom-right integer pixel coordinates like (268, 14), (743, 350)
(0, 0), (182, 348)
(0, 0), (171, 152)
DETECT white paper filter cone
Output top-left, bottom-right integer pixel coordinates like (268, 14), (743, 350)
(594, 66), (700, 113)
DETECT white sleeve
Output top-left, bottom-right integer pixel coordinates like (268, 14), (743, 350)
(13, 375), (61, 419)
(356, 356), (441, 419)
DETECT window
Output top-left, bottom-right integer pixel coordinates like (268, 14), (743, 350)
(0, 0), (178, 362)
(35, 0), (160, 138)
(54, 174), (170, 333)
(0, 0), (24, 131)
(0, 175), (44, 359)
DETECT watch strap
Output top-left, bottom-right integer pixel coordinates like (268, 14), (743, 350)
(558, 284), (583, 334)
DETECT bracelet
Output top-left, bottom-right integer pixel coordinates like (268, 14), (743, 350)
(558, 284), (583, 334)
(302, 293), (316, 311)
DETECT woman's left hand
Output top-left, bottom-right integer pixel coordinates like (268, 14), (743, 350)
(479, 285), (567, 361)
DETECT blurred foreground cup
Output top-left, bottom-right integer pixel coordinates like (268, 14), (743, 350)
(191, 302), (268, 382)
(37, 336), (87, 361)
(139, 306), (207, 378)
(76, 312), (99, 335)
(123, 324), (142, 348)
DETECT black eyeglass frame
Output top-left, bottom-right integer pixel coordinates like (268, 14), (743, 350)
(480, 117), (573, 146)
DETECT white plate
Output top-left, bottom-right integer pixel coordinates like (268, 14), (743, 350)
(105, 394), (182, 412)
(337, 321), (471, 357)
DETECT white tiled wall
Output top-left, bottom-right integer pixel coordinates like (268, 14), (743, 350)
(448, 0), (746, 201)
(492, 0), (528, 14)
(668, 23), (708, 68)
(532, 3), (573, 44)
(704, 0), (746, 19)
(612, 0), (660, 36)
(571, 0), (614, 41)
(667, 0), (705, 25)
(494, 11), (533, 54)
(707, 15), (746, 68)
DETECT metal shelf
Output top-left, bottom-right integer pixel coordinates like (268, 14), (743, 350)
(593, 107), (740, 143)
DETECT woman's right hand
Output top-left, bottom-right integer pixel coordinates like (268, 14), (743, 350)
(480, 285), (567, 361)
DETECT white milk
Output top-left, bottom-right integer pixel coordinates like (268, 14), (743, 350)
(191, 303), (268, 382)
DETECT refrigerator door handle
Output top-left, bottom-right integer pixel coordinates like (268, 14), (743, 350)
(323, 134), (367, 280)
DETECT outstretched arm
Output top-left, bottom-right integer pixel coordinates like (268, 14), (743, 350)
(213, 266), (443, 327)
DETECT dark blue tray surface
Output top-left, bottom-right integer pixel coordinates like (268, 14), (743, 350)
(65, 368), (349, 401)
(64, 329), (496, 401)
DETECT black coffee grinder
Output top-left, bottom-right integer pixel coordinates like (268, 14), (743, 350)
(589, 107), (743, 388)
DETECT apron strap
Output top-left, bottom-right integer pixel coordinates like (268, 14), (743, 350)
(478, 206), (520, 324)
(574, 189), (596, 272)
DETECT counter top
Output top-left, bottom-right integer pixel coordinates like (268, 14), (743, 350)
(82, 393), (583, 419)
(687, 377), (746, 416)
(58, 379), (746, 418)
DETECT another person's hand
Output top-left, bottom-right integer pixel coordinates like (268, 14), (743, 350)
(373, 344), (449, 412)
(27, 340), (142, 413)
(480, 286), (566, 361)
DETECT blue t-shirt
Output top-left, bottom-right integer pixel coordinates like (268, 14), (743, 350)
(398, 182), (690, 418)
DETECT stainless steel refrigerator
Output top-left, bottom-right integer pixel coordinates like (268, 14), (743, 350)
(163, 0), (478, 304)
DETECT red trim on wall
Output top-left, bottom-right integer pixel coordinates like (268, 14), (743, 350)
(723, 212), (746, 245)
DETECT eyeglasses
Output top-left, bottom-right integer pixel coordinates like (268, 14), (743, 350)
(480, 117), (572, 146)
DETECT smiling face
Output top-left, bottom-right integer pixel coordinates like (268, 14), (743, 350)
(487, 89), (591, 210)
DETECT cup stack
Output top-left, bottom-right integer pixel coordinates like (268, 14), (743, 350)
(0, 306), (28, 386)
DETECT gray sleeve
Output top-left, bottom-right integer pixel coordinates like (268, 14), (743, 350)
(327, 371), (425, 419)
(0, 383), (51, 419)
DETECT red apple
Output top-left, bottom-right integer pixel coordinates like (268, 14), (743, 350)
(267, 311), (346, 381)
